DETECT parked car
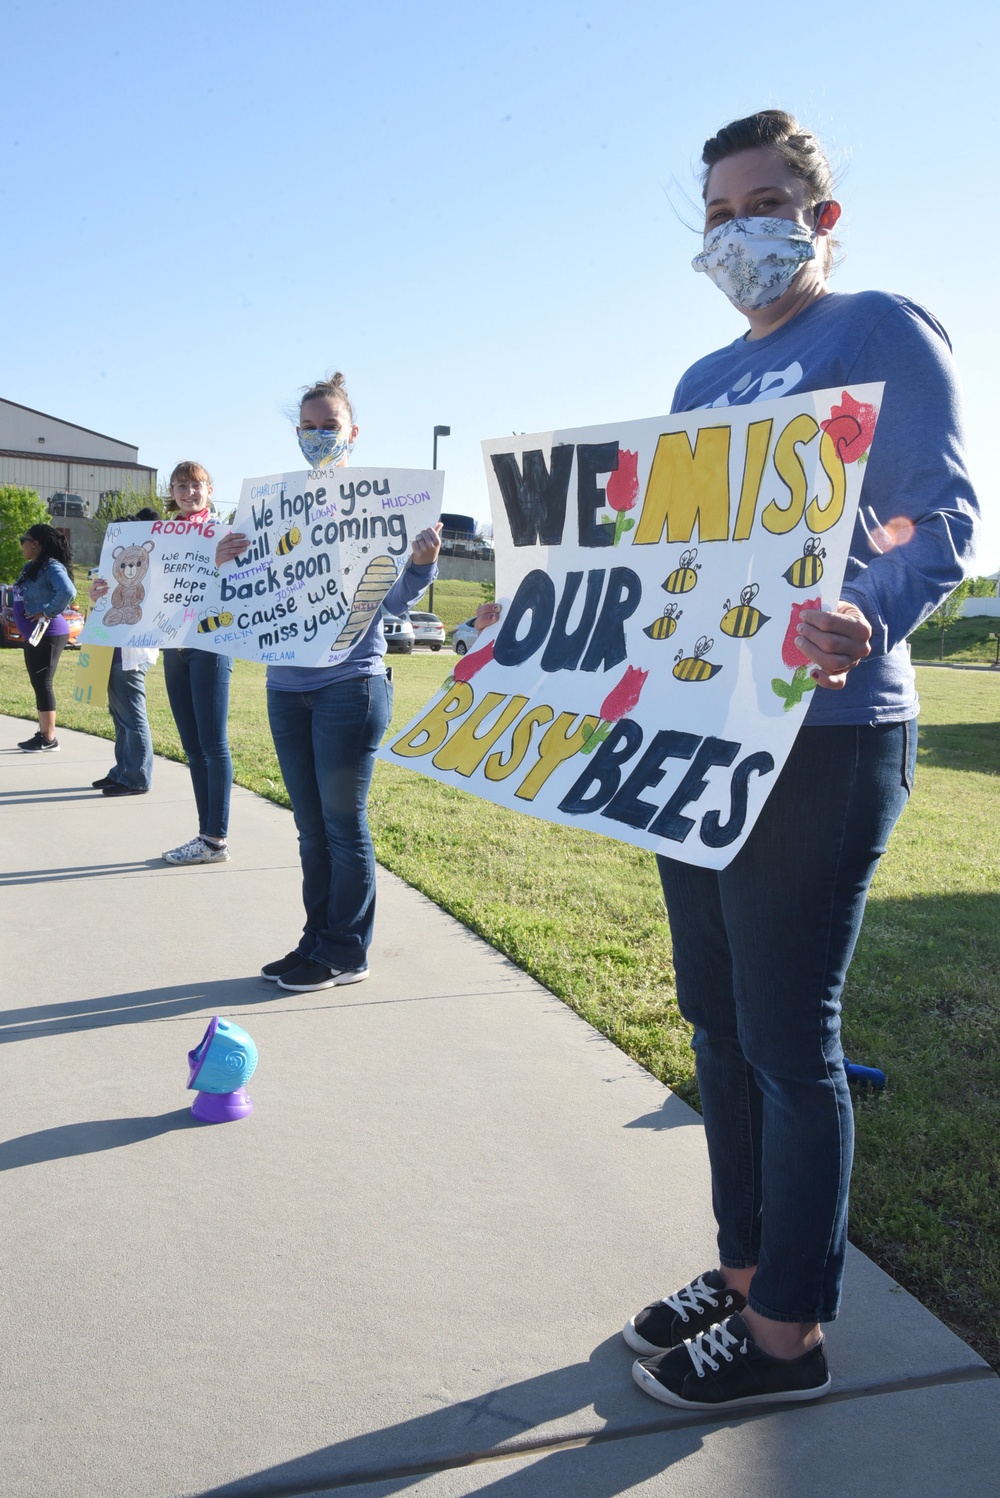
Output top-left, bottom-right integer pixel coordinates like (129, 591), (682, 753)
(63, 605), (85, 647)
(48, 493), (87, 518)
(406, 610), (446, 650)
(451, 617), (480, 656)
(382, 612), (415, 654)
(0, 586), (84, 648)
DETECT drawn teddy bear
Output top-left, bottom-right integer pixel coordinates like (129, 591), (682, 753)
(103, 540), (156, 627)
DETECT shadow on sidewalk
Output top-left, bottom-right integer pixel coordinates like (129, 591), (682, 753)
(0, 977), (284, 1042)
(0, 860), (165, 885)
(0, 1108), (197, 1171)
(0, 789), (116, 805)
(195, 1339), (709, 1498)
(623, 1094), (699, 1131)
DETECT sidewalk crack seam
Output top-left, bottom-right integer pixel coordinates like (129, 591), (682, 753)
(182, 1363), (996, 1497)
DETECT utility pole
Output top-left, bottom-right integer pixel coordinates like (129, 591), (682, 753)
(430, 425), (450, 615)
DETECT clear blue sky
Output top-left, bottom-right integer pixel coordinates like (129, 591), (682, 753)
(3, 0), (997, 566)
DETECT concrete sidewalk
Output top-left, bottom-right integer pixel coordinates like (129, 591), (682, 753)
(1, 715), (996, 1497)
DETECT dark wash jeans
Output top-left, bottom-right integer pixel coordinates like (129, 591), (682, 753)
(267, 674), (393, 972)
(162, 648), (233, 840)
(657, 720), (916, 1324)
(106, 656), (154, 790)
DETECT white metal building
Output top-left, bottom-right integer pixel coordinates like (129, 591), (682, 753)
(961, 570), (1000, 618)
(0, 397), (156, 518)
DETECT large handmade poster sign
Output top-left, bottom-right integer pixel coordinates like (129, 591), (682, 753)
(381, 386), (883, 869)
(80, 469), (443, 666)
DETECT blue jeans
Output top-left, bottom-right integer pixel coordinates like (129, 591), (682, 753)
(106, 656), (154, 790)
(162, 649), (233, 840)
(657, 721), (916, 1324)
(267, 675), (393, 971)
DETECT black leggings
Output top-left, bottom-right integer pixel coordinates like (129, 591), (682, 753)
(23, 634), (67, 713)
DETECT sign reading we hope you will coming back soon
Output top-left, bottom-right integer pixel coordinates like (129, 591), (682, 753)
(382, 385), (884, 869)
(81, 468), (443, 668)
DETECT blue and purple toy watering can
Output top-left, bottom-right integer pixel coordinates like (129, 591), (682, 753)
(187, 1015), (258, 1122)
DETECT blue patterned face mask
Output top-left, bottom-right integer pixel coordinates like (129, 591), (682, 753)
(297, 427), (352, 469)
(692, 217), (817, 311)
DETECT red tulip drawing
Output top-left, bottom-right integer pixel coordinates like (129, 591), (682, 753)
(580, 664), (649, 753)
(773, 598), (820, 710)
(602, 448), (639, 545)
(781, 598), (820, 668)
(452, 641), (494, 683)
(820, 391), (878, 464)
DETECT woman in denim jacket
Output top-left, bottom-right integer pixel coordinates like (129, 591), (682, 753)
(15, 524), (76, 752)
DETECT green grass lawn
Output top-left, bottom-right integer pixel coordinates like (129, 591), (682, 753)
(910, 611), (1000, 665)
(2, 646), (998, 1366)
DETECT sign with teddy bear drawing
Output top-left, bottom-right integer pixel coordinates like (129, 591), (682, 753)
(381, 386), (884, 869)
(80, 468), (443, 666)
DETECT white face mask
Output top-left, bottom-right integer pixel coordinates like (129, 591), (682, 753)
(692, 216), (817, 311)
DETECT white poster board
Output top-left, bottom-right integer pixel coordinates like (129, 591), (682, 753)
(80, 468), (443, 666)
(380, 386), (883, 869)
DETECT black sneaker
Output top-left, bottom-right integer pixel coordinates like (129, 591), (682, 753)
(93, 775), (116, 788)
(276, 958), (370, 992)
(19, 732), (58, 752)
(102, 782), (148, 796)
(632, 1313), (831, 1410)
(624, 1269), (747, 1355)
(260, 951), (304, 981)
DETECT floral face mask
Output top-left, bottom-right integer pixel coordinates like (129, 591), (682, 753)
(297, 427), (352, 469)
(692, 216), (817, 311)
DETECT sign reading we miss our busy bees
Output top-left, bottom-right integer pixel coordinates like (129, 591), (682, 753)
(81, 469), (443, 666)
(381, 386), (884, 869)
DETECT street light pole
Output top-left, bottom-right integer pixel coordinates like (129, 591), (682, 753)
(430, 425), (450, 615)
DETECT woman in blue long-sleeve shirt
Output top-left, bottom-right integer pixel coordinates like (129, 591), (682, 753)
(218, 372), (441, 992)
(624, 109), (979, 1414)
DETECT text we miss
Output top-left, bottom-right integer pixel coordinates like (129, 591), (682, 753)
(491, 414), (850, 552)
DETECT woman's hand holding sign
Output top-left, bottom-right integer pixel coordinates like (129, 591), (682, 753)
(475, 601), (502, 632)
(216, 533), (249, 567)
(795, 602), (872, 690)
(410, 522), (443, 566)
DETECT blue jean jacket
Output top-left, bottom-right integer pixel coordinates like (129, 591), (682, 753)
(19, 559), (75, 619)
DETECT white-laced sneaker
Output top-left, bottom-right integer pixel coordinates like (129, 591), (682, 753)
(162, 836), (231, 866)
(632, 1313), (831, 1410)
(624, 1269), (747, 1355)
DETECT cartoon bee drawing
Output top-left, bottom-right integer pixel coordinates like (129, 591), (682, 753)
(643, 603), (683, 640)
(197, 611), (234, 633)
(275, 526), (302, 556)
(673, 636), (723, 683)
(783, 537), (826, 588)
(720, 583), (770, 639)
(663, 548), (701, 595)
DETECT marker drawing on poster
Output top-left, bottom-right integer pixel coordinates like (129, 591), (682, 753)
(380, 385), (884, 870)
(73, 644), (114, 709)
(80, 469), (443, 666)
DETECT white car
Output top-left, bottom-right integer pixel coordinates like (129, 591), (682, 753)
(451, 617), (480, 656)
(407, 610), (446, 650)
(382, 613), (415, 653)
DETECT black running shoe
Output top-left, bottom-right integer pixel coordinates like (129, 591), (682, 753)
(632, 1313), (831, 1410)
(624, 1269), (747, 1355)
(276, 958), (369, 992)
(260, 951), (304, 981)
(19, 731), (58, 751)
